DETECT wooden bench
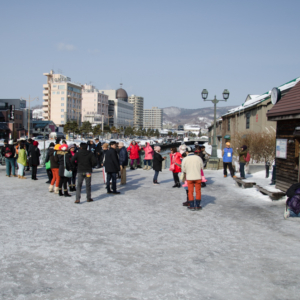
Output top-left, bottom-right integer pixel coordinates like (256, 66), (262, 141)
(255, 185), (286, 201)
(233, 177), (256, 189)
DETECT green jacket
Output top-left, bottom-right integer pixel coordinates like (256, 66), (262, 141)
(17, 149), (27, 166)
(238, 149), (248, 163)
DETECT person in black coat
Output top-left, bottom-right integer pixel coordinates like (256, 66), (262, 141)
(118, 142), (128, 185)
(29, 141), (41, 180)
(26, 139), (33, 171)
(152, 146), (166, 185)
(45, 142), (55, 183)
(54, 144), (72, 197)
(104, 141), (121, 194)
(71, 142), (97, 203)
(94, 138), (102, 168)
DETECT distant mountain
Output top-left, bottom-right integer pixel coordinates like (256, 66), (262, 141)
(163, 106), (236, 128)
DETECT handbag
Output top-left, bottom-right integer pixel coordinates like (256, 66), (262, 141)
(45, 160), (51, 169)
(169, 153), (175, 171)
(64, 154), (72, 178)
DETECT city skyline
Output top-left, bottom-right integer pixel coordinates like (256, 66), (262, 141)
(1, 0), (300, 109)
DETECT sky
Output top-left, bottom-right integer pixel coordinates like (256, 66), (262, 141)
(0, 0), (300, 109)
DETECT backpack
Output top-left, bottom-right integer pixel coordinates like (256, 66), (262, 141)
(244, 152), (250, 162)
(5, 146), (13, 158)
(287, 188), (300, 215)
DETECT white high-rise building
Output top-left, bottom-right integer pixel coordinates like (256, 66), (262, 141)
(100, 85), (133, 128)
(81, 84), (109, 125)
(43, 70), (82, 125)
(128, 95), (144, 128)
(143, 107), (163, 130)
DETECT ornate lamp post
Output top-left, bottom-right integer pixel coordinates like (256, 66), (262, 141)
(201, 89), (230, 168)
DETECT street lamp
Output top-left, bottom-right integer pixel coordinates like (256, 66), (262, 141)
(38, 127), (51, 165)
(20, 95), (39, 138)
(202, 89), (230, 168)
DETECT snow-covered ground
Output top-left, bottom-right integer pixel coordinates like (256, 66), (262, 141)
(0, 167), (299, 300)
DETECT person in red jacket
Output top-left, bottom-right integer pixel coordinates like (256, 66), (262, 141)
(170, 147), (182, 188)
(127, 141), (141, 170)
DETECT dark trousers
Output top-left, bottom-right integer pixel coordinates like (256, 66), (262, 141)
(68, 168), (77, 185)
(59, 176), (68, 190)
(47, 169), (53, 182)
(240, 162), (246, 178)
(223, 162), (234, 177)
(96, 155), (101, 168)
(107, 172), (117, 192)
(153, 170), (159, 182)
(173, 172), (180, 184)
(76, 173), (92, 200)
(31, 165), (37, 179)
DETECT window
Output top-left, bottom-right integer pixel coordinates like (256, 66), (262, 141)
(61, 91), (65, 94)
(61, 103), (64, 106)
(61, 109), (64, 112)
(228, 118), (230, 131)
(53, 85), (57, 88)
(61, 97), (64, 100)
(57, 91), (60, 95)
(246, 113), (250, 129)
(52, 91), (56, 95)
(58, 85), (65, 89)
(61, 115), (64, 118)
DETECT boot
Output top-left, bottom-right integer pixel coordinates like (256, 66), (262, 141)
(187, 201), (195, 211)
(49, 185), (54, 192)
(18, 175), (21, 179)
(73, 185), (76, 191)
(201, 182), (206, 188)
(54, 186), (59, 194)
(58, 188), (64, 196)
(182, 190), (189, 206)
(147, 166), (151, 170)
(177, 182), (181, 188)
(64, 189), (72, 197)
(69, 185), (73, 192)
(195, 200), (202, 211)
(143, 166), (147, 170)
(20, 176), (27, 179)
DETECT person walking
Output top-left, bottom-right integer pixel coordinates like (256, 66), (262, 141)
(3, 140), (16, 177)
(104, 141), (121, 194)
(222, 142), (236, 178)
(182, 148), (204, 211)
(71, 142), (97, 203)
(55, 144), (72, 197)
(94, 138), (102, 168)
(118, 141), (128, 185)
(45, 142), (55, 183)
(170, 147), (182, 188)
(17, 142), (27, 179)
(127, 140), (141, 170)
(143, 142), (154, 170)
(29, 141), (40, 180)
(237, 145), (248, 179)
(49, 144), (61, 193)
(152, 146), (166, 185)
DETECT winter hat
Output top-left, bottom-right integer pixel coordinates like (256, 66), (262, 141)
(49, 142), (55, 147)
(242, 145), (247, 150)
(68, 144), (76, 150)
(226, 142), (231, 146)
(8, 140), (13, 145)
(33, 141), (39, 146)
(60, 144), (68, 151)
(54, 144), (61, 150)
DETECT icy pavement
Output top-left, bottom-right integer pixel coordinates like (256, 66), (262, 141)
(0, 167), (300, 300)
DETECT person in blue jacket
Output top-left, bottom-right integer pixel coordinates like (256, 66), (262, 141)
(118, 142), (128, 185)
(222, 142), (236, 178)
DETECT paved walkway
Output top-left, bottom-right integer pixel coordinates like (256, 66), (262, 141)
(0, 166), (299, 300)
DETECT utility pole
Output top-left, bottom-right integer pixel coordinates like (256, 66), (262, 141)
(21, 95), (39, 138)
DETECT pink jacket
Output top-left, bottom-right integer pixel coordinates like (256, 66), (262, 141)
(143, 143), (154, 160)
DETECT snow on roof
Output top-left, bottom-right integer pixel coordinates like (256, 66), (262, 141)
(223, 76), (300, 117)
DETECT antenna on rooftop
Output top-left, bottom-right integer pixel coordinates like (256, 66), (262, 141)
(120, 83), (123, 88)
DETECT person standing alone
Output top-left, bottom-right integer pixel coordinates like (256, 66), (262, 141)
(222, 142), (236, 178)
(118, 142), (128, 185)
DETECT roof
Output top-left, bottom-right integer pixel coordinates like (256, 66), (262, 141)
(116, 88), (128, 100)
(267, 81), (300, 118)
(223, 76), (300, 117)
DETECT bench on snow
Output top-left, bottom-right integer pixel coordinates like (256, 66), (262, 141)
(255, 185), (286, 201)
(233, 177), (256, 189)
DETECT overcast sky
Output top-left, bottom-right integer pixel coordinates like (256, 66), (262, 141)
(1, 0), (299, 109)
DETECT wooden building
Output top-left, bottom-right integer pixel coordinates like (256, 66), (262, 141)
(267, 81), (300, 192)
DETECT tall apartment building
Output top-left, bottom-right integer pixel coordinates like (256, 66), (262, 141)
(43, 70), (82, 125)
(100, 86), (133, 128)
(81, 84), (109, 125)
(143, 107), (163, 130)
(128, 95), (144, 128)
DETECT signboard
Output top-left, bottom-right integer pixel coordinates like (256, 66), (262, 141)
(276, 139), (287, 159)
(9, 105), (15, 120)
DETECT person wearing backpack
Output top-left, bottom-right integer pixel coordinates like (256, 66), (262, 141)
(237, 145), (248, 179)
(3, 140), (16, 177)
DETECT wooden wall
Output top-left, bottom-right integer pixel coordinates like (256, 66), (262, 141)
(275, 119), (299, 192)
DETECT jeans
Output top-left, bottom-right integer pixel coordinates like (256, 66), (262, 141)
(5, 158), (15, 176)
(76, 172), (92, 200)
(18, 163), (25, 177)
(144, 160), (152, 166)
(223, 162), (235, 177)
(240, 162), (246, 178)
(153, 170), (159, 182)
(107, 172), (117, 192)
